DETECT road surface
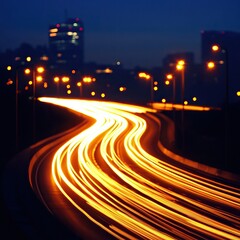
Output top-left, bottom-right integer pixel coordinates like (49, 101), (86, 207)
(6, 97), (240, 239)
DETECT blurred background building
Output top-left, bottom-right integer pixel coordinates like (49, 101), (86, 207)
(49, 17), (84, 71)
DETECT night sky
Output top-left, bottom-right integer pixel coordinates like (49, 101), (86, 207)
(1, 0), (240, 68)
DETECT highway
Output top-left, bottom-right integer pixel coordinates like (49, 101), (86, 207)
(28, 97), (240, 240)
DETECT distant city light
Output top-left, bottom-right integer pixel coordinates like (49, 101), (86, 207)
(7, 66), (12, 71)
(26, 56), (31, 62)
(25, 68), (31, 74)
(212, 45), (220, 52)
(166, 74), (173, 80)
(119, 86), (126, 92)
(184, 100), (188, 105)
(54, 77), (60, 82)
(176, 64), (184, 71)
(49, 33), (57, 37)
(83, 76), (92, 83)
(40, 55), (49, 61)
(178, 60), (185, 66)
(37, 67), (45, 73)
(62, 76), (70, 82)
(161, 98), (166, 103)
(138, 72), (151, 80)
(165, 80), (170, 85)
(36, 76), (43, 82)
(50, 28), (58, 33)
(207, 61), (215, 69)
(237, 91), (240, 97)
(192, 97), (197, 102)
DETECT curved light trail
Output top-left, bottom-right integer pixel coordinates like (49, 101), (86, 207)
(29, 97), (240, 240)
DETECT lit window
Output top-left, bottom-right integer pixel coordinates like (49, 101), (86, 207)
(50, 33), (57, 37)
(50, 28), (58, 33)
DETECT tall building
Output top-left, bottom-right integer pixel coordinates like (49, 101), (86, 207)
(49, 17), (84, 70)
(201, 30), (240, 104)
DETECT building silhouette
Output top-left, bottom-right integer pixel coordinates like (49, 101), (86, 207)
(49, 17), (84, 71)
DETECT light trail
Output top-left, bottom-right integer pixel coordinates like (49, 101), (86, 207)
(29, 97), (240, 239)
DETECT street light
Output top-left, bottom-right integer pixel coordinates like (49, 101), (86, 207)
(165, 73), (176, 105)
(138, 72), (154, 103)
(25, 66), (45, 142)
(77, 81), (83, 97)
(77, 76), (94, 98)
(7, 66), (19, 150)
(207, 61), (215, 70)
(176, 60), (186, 151)
(211, 44), (229, 164)
(54, 76), (60, 96)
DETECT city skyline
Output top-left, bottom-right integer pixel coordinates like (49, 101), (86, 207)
(1, 0), (240, 68)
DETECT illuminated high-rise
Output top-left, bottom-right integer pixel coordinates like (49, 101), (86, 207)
(49, 17), (84, 70)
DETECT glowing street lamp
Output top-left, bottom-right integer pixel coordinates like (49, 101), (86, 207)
(138, 72), (154, 103)
(211, 44), (229, 164)
(78, 76), (94, 98)
(212, 45), (220, 52)
(207, 61), (215, 70)
(54, 76), (60, 96)
(77, 81), (83, 97)
(165, 73), (176, 104)
(7, 66), (19, 149)
(25, 66), (45, 142)
(176, 60), (186, 150)
(176, 60), (185, 104)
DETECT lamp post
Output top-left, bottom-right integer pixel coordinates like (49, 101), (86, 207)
(166, 73), (176, 105)
(54, 76), (60, 96)
(7, 66), (19, 150)
(212, 44), (229, 164)
(138, 72), (154, 104)
(25, 66), (45, 142)
(176, 60), (186, 151)
(77, 81), (83, 97)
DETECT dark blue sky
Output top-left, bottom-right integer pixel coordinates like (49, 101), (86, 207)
(1, 0), (240, 68)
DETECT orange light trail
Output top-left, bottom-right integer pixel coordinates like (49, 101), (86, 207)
(29, 97), (240, 239)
